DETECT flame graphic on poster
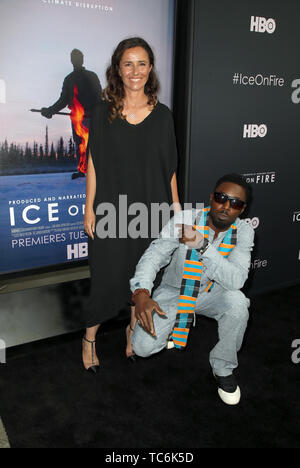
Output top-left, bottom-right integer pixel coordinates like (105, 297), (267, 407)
(70, 86), (88, 174)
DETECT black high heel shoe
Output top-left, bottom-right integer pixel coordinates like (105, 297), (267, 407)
(126, 325), (138, 364)
(82, 336), (99, 374)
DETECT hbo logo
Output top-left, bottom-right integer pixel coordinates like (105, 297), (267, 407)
(243, 124), (267, 139)
(250, 16), (276, 34)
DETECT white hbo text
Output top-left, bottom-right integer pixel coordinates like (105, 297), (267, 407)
(250, 16), (276, 34)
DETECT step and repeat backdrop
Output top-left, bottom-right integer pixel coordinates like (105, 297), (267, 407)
(1, 0), (298, 295)
(0, 0), (175, 276)
(186, 0), (300, 295)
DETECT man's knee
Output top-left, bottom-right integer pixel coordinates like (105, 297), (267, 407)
(131, 291), (179, 358)
(223, 290), (249, 322)
(132, 328), (166, 358)
(132, 311), (175, 358)
(132, 334), (156, 358)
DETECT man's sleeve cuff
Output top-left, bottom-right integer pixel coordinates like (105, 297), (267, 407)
(130, 280), (152, 295)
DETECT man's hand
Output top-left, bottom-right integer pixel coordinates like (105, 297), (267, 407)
(134, 292), (167, 336)
(175, 224), (204, 249)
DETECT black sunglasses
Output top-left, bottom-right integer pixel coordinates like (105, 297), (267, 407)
(213, 192), (246, 210)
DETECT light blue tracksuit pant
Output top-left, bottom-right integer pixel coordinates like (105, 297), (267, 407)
(131, 283), (250, 377)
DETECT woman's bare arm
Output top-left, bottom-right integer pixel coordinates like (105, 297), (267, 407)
(84, 151), (97, 239)
(171, 172), (181, 211)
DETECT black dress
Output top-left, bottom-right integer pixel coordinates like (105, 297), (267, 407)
(86, 101), (178, 327)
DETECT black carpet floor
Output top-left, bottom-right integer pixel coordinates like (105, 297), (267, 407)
(0, 284), (300, 448)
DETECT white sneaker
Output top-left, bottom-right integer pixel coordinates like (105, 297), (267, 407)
(214, 373), (241, 405)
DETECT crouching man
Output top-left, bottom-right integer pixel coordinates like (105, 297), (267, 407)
(130, 173), (255, 405)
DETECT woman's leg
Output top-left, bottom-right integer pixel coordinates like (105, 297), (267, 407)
(126, 306), (137, 358)
(82, 324), (100, 369)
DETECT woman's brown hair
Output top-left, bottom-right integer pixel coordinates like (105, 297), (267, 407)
(103, 37), (160, 122)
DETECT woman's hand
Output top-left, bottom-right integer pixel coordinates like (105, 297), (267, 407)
(84, 209), (96, 240)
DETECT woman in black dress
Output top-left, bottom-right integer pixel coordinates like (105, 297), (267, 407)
(83, 37), (179, 372)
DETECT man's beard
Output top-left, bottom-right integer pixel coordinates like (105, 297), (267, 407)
(209, 212), (232, 230)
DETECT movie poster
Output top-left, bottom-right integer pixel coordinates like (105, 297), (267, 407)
(0, 0), (175, 275)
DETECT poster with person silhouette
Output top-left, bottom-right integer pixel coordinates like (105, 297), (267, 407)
(0, 0), (175, 275)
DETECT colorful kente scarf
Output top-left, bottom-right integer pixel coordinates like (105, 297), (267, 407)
(170, 207), (237, 350)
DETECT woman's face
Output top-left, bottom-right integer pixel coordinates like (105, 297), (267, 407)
(119, 46), (152, 94)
